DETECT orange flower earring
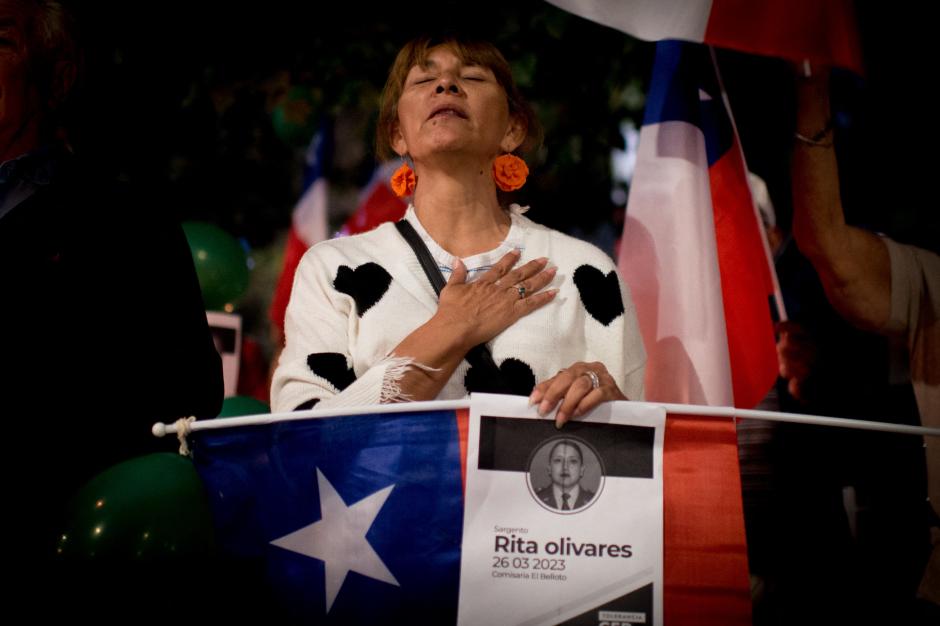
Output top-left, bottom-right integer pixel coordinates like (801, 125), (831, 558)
(492, 154), (529, 191)
(391, 160), (416, 197)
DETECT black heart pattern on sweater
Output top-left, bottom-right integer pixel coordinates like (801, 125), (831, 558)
(573, 265), (624, 326)
(333, 262), (392, 317)
(295, 398), (320, 411)
(306, 352), (356, 392)
(464, 357), (535, 396)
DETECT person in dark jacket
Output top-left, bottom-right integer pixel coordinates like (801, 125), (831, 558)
(0, 0), (222, 571)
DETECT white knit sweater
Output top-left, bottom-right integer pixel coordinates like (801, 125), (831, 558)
(271, 206), (646, 413)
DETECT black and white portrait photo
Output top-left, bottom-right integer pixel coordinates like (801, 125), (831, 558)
(527, 437), (604, 514)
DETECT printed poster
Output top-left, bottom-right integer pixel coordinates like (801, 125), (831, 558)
(458, 393), (665, 626)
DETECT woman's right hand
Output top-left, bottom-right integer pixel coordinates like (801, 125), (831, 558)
(434, 249), (558, 350)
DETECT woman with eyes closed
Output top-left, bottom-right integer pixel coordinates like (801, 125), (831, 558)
(271, 35), (646, 426)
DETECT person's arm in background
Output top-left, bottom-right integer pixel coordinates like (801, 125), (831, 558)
(791, 67), (891, 331)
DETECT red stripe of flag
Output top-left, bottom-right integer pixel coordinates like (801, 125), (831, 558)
(706, 0), (863, 74)
(709, 139), (778, 409)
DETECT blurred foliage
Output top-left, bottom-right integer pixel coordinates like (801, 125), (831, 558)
(68, 0), (937, 265)
(71, 0), (654, 248)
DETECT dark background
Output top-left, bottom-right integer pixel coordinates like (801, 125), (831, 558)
(47, 3), (938, 620)
(67, 0), (938, 249)
(60, 0), (939, 354)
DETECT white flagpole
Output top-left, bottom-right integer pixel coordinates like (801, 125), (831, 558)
(153, 398), (940, 438)
(655, 402), (940, 437)
(151, 399), (474, 437)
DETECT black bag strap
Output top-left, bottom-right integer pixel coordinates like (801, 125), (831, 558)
(394, 219), (507, 391)
(395, 219), (446, 295)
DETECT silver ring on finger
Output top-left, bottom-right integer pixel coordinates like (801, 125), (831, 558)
(516, 284), (526, 299)
(584, 370), (600, 389)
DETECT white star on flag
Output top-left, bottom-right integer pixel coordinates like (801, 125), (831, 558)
(270, 468), (399, 612)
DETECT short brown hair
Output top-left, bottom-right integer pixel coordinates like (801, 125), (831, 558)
(375, 36), (541, 161)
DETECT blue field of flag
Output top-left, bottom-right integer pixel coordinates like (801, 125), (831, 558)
(192, 409), (464, 623)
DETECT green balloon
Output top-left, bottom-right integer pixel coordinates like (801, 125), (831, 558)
(182, 221), (249, 311)
(271, 85), (320, 147)
(217, 395), (270, 418)
(56, 453), (215, 560)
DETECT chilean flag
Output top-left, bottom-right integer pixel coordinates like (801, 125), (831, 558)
(193, 406), (466, 623)
(618, 41), (778, 409)
(191, 399), (750, 624)
(546, 0), (862, 73)
(270, 151), (406, 335)
(337, 162), (408, 238)
(270, 126), (333, 334)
